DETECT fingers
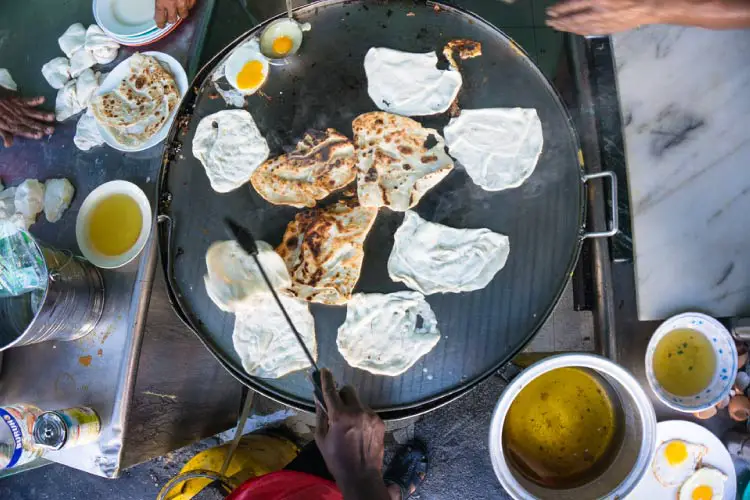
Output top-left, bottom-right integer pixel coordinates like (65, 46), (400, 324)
(546, 12), (615, 34)
(547, 0), (592, 17)
(315, 399), (329, 439)
(320, 369), (342, 414)
(166, 2), (179, 24)
(20, 96), (45, 106)
(155, 6), (167, 28)
(0, 130), (12, 148)
(338, 385), (363, 410)
(14, 126), (44, 140)
(23, 108), (55, 123)
(188, 0), (197, 9)
(177, 0), (190, 19)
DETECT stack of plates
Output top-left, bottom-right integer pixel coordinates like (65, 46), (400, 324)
(93, 0), (183, 47)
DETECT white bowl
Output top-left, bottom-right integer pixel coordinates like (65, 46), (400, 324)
(93, 51), (188, 152)
(76, 180), (152, 269)
(645, 312), (737, 413)
(94, 0), (157, 37)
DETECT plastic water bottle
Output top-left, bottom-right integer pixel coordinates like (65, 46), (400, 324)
(0, 404), (45, 469)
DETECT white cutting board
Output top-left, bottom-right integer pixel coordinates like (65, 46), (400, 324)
(612, 26), (750, 321)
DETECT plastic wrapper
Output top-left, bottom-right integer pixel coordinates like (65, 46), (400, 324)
(0, 221), (46, 298)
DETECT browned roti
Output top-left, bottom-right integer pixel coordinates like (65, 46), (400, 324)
(250, 129), (357, 208)
(352, 111), (454, 211)
(90, 53), (180, 147)
(276, 198), (378, 305)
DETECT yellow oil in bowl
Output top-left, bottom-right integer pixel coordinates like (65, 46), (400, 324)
(87, 194), (143, 256)
(652, 328), (716, 397)
(502, 367), (620, 489)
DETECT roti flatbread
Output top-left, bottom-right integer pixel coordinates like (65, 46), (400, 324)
(276, 198), (378, 305)
(233, 294), (316, 379)
(90, 53), (180, 147)
(388, 211), (510, 295)
(352, 112), (454, 211)
(193, 110), (270, 193)
(250, 129), (356, 208)
(364, 47), (462, 117)
(337, 291), (440, 376)
(444, 108), (543, 191)
(204, 240), (291, 313)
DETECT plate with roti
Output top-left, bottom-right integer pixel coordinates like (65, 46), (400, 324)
(91, 51), (188, 152)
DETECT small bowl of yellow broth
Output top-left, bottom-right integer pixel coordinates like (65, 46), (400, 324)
(76, 180), (152, 269)
(646, 312), (737, 413)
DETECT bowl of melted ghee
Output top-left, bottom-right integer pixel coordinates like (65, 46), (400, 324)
(645, 312), (737, 413)
(489, 354), (656, 499)
(76, 180), (152, 269)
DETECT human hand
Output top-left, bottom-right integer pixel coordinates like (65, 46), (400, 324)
(154, 0), (197, 28)
(0, 96), (55, 148)
(315, 369), (388, 498)
(546, 0), (658, 35)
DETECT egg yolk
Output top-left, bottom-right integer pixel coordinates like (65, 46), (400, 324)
(237, 60), (265, 90)
(691, 485), (713, 500)
(664, 441), (688, 465)
(272, 36), (294, 56)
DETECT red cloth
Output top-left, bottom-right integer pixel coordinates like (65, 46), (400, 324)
(227, 470), (343, 500)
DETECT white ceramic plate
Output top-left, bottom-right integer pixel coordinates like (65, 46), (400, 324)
(627, 420), (736, 500)
(94, 0), (157, 37)
(76, 180), (152, 269)
(93, 51), (188, 153)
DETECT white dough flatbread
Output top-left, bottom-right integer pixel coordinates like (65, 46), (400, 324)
(388, 211), (510, 295)
(204, 240), (291, 313)
(444, 108), (543, 191)
(353, 112), (454, 211)
(233, 294), (316, 379)
(364, 47), (462, 116)
(193, 110), (270, 193)
(337, 291), (440, 376)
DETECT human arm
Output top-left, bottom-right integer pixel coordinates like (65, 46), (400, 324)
(0, 95), (55, 148)
(314, 369), (391, 500)
(546, 0), (750, 35)
(154, 0), (197, 28)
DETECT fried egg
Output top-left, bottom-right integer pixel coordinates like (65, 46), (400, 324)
(224, 39), (269, 95)
(678, 467), (727, 500)
(652, 440), (708, 487)
(259, 18), (307, 59)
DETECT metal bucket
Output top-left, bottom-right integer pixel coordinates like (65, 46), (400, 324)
(489, 354), (657, 499)
(0, 243), (104, 349)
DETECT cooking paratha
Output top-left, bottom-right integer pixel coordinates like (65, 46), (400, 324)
(352, 112), (454, 211)
(250, 129), (356, 208)
(276, 198), (378, 305)
(90, 53), (180, 147)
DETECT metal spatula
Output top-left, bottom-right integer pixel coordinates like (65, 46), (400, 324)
(224, 218), (327, 414)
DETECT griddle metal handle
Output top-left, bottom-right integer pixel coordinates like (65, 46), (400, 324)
(582, 171), (619, 239)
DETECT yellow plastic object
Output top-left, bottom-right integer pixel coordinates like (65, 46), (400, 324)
(163, 433), (299, 500)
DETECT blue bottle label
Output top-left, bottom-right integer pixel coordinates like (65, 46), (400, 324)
(0, 408), (25, 469)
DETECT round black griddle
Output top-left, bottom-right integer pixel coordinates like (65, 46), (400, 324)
(157, 0), (585, 419)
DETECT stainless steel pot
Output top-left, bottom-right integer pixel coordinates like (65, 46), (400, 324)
(489, 354), (656, 499)
(0, 243), (104, 349)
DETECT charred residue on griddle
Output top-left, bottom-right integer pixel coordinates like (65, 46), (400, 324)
(423, 134), (438, 150)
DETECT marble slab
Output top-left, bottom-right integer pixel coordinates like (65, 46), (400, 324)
(613, 26), (750, 320)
